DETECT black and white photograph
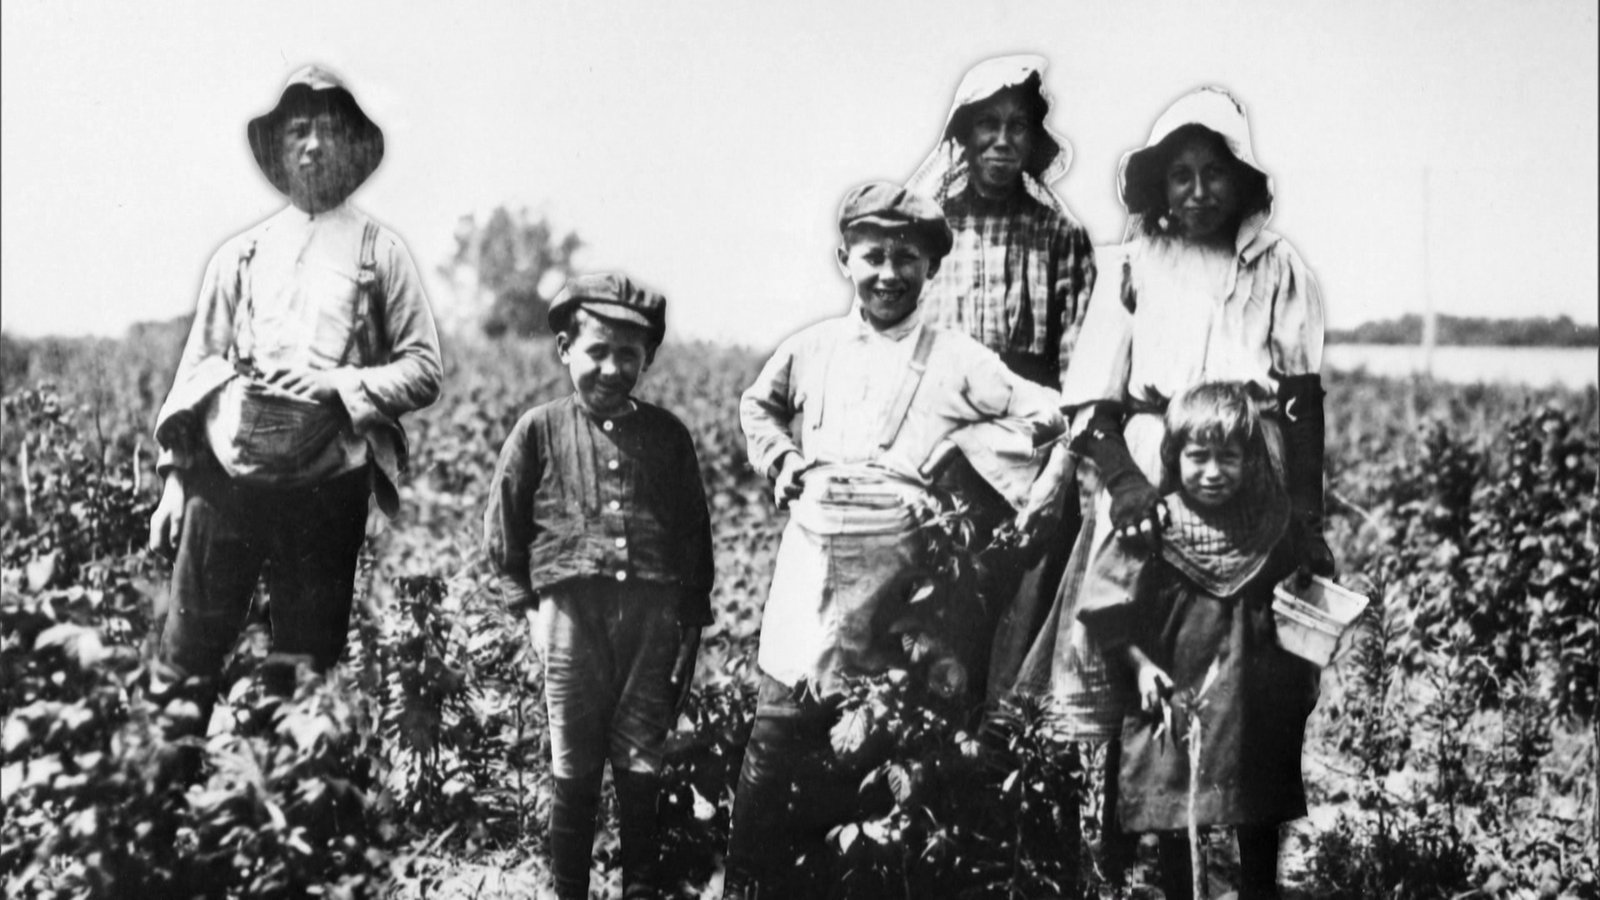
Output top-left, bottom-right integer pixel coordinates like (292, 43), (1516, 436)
(3, 2), (1596, 897)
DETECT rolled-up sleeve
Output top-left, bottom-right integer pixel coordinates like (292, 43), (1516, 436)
(484, 413), (541, 611)
(948, 346), (1067, 509)
(153, 241), (245, 475)
(962, 347), (1065, 444)
(739, 338), (802, 478)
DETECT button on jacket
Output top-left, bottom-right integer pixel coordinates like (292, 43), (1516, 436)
(484, 395), (715, 625)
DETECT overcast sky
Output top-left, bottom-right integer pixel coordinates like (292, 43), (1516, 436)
(3, 0), (1596, 349)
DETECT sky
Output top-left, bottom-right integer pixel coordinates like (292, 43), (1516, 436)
(3, 0), (1597, 351)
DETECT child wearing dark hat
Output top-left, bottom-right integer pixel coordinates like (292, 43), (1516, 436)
(723, 183), (1065, 899)
(483, 273), (714, 900)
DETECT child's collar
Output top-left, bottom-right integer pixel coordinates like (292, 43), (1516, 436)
(849, 300), (923, 341)
(571, 394), (639, 421)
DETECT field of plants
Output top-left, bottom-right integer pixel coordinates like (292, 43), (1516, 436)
(1, 323), (1596, 899)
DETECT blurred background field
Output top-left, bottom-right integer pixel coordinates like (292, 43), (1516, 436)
(1, 314), (1595, 897)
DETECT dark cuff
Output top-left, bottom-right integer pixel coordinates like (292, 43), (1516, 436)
(1068, 401), (1126, 456)
(498, 575), (539, 614)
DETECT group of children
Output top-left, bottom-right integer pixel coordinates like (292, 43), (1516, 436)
(484, 184), (1322, 897)
(146, 60), (1324, 900)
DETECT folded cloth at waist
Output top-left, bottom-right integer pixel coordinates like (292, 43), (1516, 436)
(789, 463), (948, 536)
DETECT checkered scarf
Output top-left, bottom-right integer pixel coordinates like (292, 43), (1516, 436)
(1159, 472), (1289, 597)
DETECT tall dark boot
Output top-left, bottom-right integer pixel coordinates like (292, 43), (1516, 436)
(1100, 737), (1138, 886)
(725, 716), (799, 899)
(549, 770), (604, 900)
(615, 770), (664, 900)
(1156, 831), (1195, 900)
(1236, 824), (1281, 900)
(1277, 374), (1335, 582)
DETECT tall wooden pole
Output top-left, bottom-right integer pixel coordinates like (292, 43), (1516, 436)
(1421, 166), (1437, 377)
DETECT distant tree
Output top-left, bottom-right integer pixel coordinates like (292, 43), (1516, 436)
(437, 207), (583, 338)
(1328, 314), (1598, 347)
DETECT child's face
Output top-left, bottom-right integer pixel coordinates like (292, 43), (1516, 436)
(557, 310), (651, 416)
(280, 107), (360, 213)
(1179, 437), (1246, 508)
(837, 226), (940, 331)
(1164, 134), (1243, 245)
(962, 91), (1034, 198)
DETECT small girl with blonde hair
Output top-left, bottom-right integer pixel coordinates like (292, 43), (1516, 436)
(1080, 380), (1318, 899)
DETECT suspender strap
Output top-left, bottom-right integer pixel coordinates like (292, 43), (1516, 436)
(338, 220), (384, 366)
(876, 326), (938, 452)
(230, 240), (259, 367)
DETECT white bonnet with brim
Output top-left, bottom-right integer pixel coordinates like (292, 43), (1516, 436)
(907, 54), (1072, 211)
(1118, 86), (1272, 221)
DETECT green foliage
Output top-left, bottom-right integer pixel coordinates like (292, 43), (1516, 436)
(1309, 393), (1599, 896)
(2, 386), (154, 586)
(3, 338), (1597, 898)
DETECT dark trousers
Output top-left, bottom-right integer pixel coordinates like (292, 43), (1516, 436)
(159, 464), (370, 696)
(535, 583), (681, 900)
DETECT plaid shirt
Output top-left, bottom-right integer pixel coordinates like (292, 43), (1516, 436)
(920, 186), (1096, 389)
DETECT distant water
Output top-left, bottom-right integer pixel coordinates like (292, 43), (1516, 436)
(1325, 344), (1597, 388)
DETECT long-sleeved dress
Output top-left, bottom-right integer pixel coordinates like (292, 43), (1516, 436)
(1080, 488), (1317, 831)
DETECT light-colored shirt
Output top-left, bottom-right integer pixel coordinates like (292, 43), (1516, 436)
(1062, 223), (1324, 418)
(1057, 220), (1324, 616)
(154, 203), (442, 513)
(740, 304), (1064, 507)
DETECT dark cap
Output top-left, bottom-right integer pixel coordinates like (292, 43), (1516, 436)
(548, 272), (667, 344)
(837, 183), (953, 260)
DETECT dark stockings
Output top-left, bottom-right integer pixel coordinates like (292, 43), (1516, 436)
(1155, 825), (1280, 900)
(550, 771), (603, 900)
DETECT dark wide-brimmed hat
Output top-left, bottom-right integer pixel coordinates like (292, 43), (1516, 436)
(837, 182), (954, 261)
(548, 272), (668, 345)
(247, 65), (384, 197)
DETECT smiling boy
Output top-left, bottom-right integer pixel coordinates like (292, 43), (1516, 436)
(724, 183), (1064, 898)
(483, 273), (714, 900)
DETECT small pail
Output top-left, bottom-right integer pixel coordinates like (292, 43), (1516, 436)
(1272, 576), (1369, 666)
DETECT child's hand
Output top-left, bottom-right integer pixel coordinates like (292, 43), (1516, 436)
(670, 626), (701, 713)
(523, 604), (552, 664)
(260, 364), (339, 405)
(147, 471), (187, 555)
(773, 453), (806, 509)
(1114, 497), (1169, 551)
(1136, 661), (1174, 715)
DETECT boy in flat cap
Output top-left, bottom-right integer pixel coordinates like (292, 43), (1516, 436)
(484, 273), (714, 900)
(148, 65), (442, 740)
(723, 183), (1064, 898)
